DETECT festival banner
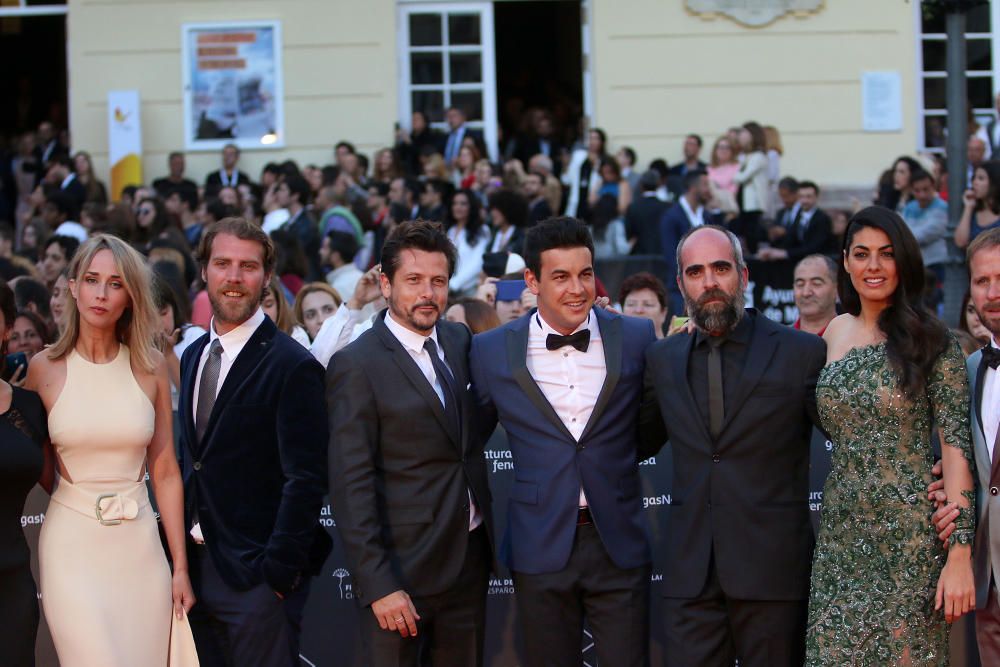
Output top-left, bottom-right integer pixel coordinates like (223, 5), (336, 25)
(181, 21), (285, 151)
(107, 90), (142, 202)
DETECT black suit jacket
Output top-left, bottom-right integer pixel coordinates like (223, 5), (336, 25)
(625, 195), (668, 255)
(327, 312), (494, 606)
(774, 207), (836, 261)
(178, 317), (331, 595)
(639, 311), (825, 600)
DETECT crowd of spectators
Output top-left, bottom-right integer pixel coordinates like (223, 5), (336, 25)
(0, 103), (996, 355)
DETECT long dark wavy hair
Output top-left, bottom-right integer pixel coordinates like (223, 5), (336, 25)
(838, 206), (949, 398)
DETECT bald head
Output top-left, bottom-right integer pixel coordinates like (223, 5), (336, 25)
(676, 225), (748, 335)
(969, 135), (987, 167)
(676, 225), (744, 280)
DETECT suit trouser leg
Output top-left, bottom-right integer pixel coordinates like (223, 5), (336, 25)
(663, 555), (736, 667)
(977, 578), (1000, 664)
(188, 546), (296, 667)
(726, 594), (806, 667)
(359, 526), (490, 667)
(514, 523), (650, 667)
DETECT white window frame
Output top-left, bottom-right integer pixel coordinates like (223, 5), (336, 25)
(915, 1), (998, 152)
(397, 1), (498, 162)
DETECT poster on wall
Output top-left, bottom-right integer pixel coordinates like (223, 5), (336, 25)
(181, 21), (284, 151)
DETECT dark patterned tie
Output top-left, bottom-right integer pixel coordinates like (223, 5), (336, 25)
(195, 339), (223, 443)
(424, 338), (461, 435)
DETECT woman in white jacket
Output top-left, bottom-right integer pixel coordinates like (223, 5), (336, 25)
(732, 121), (770, 252)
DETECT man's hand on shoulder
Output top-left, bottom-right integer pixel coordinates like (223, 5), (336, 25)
(371, 589), (421, 638)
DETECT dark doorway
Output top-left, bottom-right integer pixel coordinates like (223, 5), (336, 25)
(494, 1), (583, 172)
(0, 14), (68, 138)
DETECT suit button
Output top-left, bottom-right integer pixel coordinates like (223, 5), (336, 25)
(991, 486), (999, 496)
(193, 461), (202, 471)
(712, 454), (720, 463)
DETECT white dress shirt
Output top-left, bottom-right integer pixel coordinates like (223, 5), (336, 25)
(190, 307), (266, 542)
(983, 337), (1000, 461)
(526, 311), (606, 507)
(679, 195), (705, 228)
(384, 311), (482, 531)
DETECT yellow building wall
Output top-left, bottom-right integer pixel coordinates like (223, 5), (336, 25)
(589, 0), (919, 189)
(67, 0), (398, 190)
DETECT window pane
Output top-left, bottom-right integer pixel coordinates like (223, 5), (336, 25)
(922, 40), (946, 72)
(411, 52), (443, 85)
(450, 52), (482, 84)
(970, 75), (993, 109)
(412, 90), (445, 123)
(451, 91), (483, 122)
(410, 14), (442, 47)
(968, 4), (991, 33)
(448, 14), (481, 46)
(924, 116), (946, 149)
(924, 78), (945, 109)
(968, 39), (992, 71)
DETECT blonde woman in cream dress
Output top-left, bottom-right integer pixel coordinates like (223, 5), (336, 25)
(26, 234), (198, 666)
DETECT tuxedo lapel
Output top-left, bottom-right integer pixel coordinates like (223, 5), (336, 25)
(505, 318), (576, 443)
(976, 353), (988, 438)
(580, 310), (621, 440)
(374, 316), (460, 448)
(720, 317), (779, 434)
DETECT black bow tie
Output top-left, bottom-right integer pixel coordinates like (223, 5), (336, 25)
(546, 329), (590, 353)
(983, 346), (1000, 369)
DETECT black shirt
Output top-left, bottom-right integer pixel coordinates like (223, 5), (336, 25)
(687, 310), (755, 436)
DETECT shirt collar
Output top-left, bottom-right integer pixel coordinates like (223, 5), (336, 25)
(209, 307), (265, 358)
(532, 308), (601, 341)
(695, 309), (753, 347)
(384, 309), (439, 354)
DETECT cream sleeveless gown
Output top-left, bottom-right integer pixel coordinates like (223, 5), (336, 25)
(39, 346), (174, 665)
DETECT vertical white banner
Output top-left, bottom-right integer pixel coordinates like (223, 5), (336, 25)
(107, 90), (143, 201)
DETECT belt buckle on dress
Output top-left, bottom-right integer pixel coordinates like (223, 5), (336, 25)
(95, 493), (122, 526)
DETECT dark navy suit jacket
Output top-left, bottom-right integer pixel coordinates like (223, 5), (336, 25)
(178, 316), (331, 595)
(469, 307), (656, 574)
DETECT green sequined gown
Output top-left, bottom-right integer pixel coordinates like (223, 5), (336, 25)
(805, 340), (975, 666)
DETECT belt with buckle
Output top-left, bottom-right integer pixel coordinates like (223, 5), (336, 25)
(50, 478), (149, 526)
(577, 507), (592, 525)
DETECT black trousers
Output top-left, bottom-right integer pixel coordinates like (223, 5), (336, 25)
(188, 546), (310, 667)
(513, 522), (650, 667)
(360, 525), (490, 667)
(663, 552), (806, 667)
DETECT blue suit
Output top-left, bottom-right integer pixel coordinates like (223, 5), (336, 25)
(469, 307), (655, 574)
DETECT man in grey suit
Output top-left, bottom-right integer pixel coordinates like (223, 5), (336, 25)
(937, 226), (1000, 661)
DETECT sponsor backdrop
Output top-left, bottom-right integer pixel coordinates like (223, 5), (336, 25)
(23, 424), (837, 666)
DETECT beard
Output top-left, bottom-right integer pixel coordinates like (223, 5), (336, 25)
(976, 301), (1000, 339)
(208, 284), (265, 329)
(684, 285), (745, 335)
(389, 298), (441, 334)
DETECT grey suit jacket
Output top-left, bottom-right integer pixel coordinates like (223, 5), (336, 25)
(968, 349), (1000, 608)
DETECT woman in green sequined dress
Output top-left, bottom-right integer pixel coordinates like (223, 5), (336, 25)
(806, 207), (976, 665)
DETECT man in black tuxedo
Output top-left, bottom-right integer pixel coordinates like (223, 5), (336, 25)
(204, 143), (251, 194)
(328, 220), (493, 666)
(178, 217), (330, 667)
(625, 170), (668, 255)
(760, 180), (836, 263)
(639, 225), (825, 666)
